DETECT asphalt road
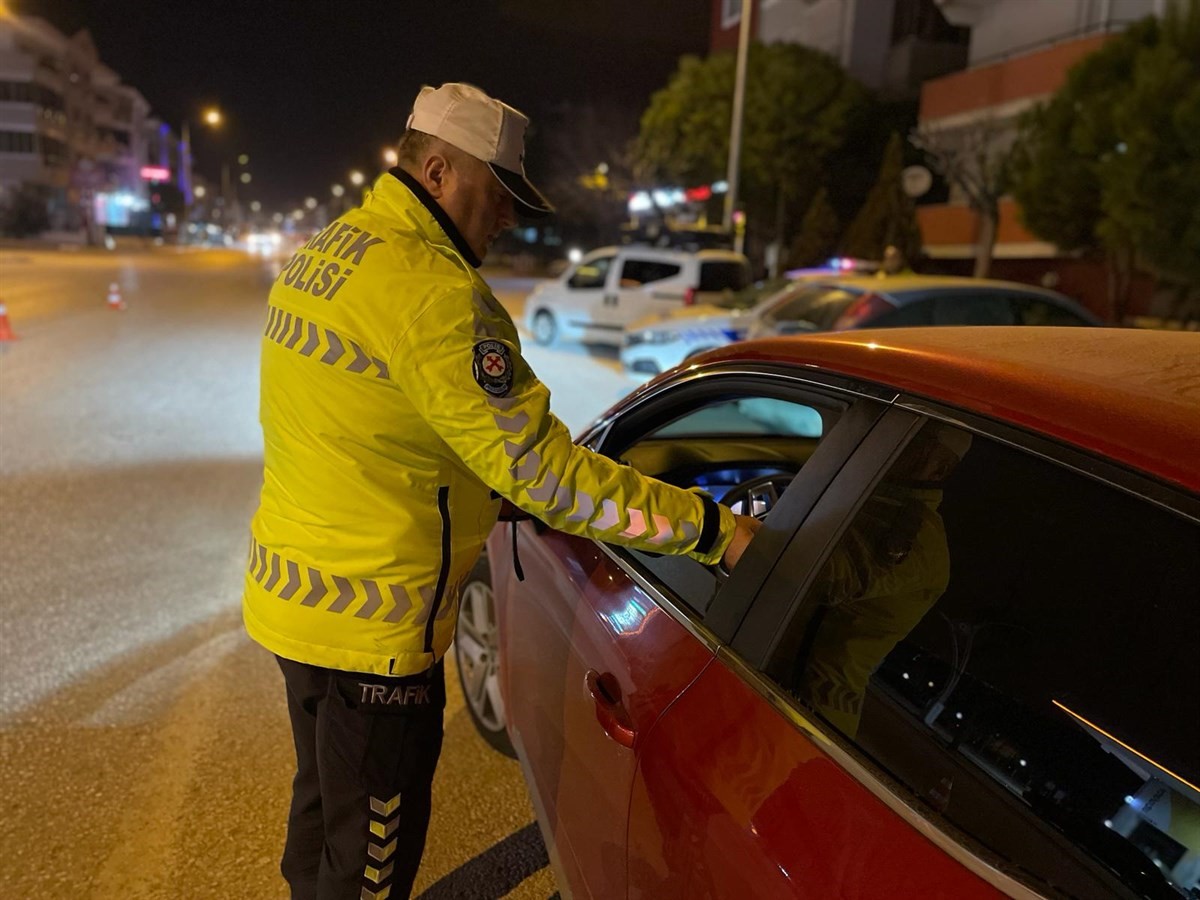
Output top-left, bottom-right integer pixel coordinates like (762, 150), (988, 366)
(0, 245), (643, 899)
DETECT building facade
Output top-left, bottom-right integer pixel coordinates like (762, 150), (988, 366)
(710, 0), (970, 98)
(917, 0), (1163, 263)
(0, 13), (181, 237)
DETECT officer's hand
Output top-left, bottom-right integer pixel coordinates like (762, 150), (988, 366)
(721, 514), (763, 571)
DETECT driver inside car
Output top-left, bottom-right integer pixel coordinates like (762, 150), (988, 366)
(790, 423), (971, 738)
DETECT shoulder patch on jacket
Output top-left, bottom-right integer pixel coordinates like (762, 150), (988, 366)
(472, 340), (513, 396)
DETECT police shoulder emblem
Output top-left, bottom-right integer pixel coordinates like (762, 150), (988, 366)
(472, 340), (513, 396)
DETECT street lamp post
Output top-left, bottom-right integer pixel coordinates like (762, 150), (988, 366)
(182, 106), (225, 227)
(723, 0), (752, 255)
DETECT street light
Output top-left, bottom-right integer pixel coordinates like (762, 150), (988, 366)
(194, 185), (207, 199)
(304, 197), (318, 210)
(240, 172), (252, 184)
(349, 171), (365, 187)
(331, 184), (345, 198)
(203, 107), (222, 127)
(237, 153), (249, 165)
(383, 148), (398, 166)
(250, 200), (262, 212)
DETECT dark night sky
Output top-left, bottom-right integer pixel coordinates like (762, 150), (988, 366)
(21, 0), (712, 211)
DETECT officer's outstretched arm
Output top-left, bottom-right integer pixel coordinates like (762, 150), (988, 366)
(391, 287), (735, 565)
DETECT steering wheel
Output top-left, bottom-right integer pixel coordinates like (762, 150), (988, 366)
(719, 472), (795, 521)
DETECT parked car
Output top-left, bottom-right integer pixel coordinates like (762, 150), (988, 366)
(522, 245), (750, 348)
(456, 328), (1199, 899)
(620, 275), (1101, 376)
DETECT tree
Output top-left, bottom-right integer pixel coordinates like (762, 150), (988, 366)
(539, 102), (641, 249)
(912, 117), (1012, 278)
(0, 183), (51, 238)
(1101, 0), (1200, 286)
(839, 133), (922, 264)
(1010, 3), (1200, 314)
(636, 42), (869, 257)
(787, 187), (840, 268)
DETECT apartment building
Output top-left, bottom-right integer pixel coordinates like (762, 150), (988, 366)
(0, 13), (176, 235)
(918, 0), (1163, 263)
(710, 0), (970, 98)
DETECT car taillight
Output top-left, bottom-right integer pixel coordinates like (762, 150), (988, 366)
(683, 287), (696, 306)
(833, 292), (894, 330)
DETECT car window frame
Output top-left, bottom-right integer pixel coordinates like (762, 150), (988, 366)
(731, 398), (1200, 900)
(586, 364), (896, 645)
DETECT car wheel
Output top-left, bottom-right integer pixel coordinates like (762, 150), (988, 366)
(532, 310), (557, 346)
(453, 550), (515, 758)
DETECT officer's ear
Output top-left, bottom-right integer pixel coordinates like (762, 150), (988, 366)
(422, 153), (450, 200)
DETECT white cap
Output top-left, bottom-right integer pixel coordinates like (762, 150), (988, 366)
(406, 82), (552, 218)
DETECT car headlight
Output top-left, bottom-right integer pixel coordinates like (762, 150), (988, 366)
(625, 330), (674, 347)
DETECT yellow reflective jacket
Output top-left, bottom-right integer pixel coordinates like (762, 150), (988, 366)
(244, 169), (735, 676)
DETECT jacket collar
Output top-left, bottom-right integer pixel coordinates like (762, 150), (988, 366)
(374, 167), (481, 268)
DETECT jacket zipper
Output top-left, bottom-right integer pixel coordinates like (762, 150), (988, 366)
(424, 485), (452, 653)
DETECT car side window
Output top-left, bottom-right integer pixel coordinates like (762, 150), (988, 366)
(620, 259), (682, 287)
(1012, 295), (1093, 326)
(932, 292), (1016, 325)
(772, 421), (1200, 898)
(609, 391), (843, 615)
(868, 297), (934, 327)
(698, 260), (750, 292)
(567, 255), (614, 289)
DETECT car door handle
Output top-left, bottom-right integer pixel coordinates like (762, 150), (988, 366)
(585, 669), (636, 749)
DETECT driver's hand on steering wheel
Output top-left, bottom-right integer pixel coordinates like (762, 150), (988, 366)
(721, 514), (763, 571)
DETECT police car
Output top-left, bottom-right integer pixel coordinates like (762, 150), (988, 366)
(621, 273), (1100, 376)
(619, 275), (816, 376)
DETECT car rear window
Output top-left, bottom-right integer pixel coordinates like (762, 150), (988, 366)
(698, 260), (750, 292)
(766, 286), (861, 331)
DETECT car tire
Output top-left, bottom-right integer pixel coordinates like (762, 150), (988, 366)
(532, 310), (557, 346)
(453, 550), (516, 758)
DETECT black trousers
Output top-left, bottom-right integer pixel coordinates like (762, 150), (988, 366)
(276, 656), (446, 900)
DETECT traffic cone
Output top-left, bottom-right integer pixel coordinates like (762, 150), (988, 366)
(0, 302), (17, 341)
(106, 282), (125, 311)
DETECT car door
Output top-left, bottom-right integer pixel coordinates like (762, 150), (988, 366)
(723, 406), (1200, 898)
(498, 369), (884, 899)
(588, 255), (686, 343)
(626, 405), (1002, 899)
(553, 250), (616, 339)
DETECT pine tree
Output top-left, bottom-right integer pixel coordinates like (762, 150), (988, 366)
(839, 133), (922, 264)
(787, 188), (840, 268)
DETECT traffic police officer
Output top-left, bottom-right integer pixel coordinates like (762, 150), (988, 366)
(244, 82), (759, 900)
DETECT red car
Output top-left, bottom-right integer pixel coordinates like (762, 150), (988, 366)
(455, 328), (1200, 900)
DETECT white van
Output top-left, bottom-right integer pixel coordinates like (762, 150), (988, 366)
(523, 245), (751, 347)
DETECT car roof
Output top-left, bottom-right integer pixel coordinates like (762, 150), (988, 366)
(699, 327), (1200, 493)
(802, 274), (1072, 301)
(587, 245), (747, 263)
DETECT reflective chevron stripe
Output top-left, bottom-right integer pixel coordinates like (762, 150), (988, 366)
(370, 792), (401, 817)
(363, 793), (400, 896)
(247, 538), (433, 623)
(263, 305), (389, 379)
